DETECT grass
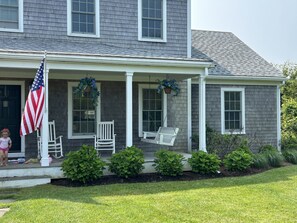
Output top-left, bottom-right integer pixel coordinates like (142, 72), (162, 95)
(0, 166), (297, 223)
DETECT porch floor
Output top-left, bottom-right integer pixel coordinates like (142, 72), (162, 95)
(1, 151), (192, 170)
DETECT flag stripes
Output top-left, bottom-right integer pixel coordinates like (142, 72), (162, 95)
(20, 58), (45, 136)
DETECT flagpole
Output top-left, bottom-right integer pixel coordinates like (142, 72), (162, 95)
(40, 51), (49, 166)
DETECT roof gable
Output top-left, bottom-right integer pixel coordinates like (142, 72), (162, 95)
(192, 30), (283, 77)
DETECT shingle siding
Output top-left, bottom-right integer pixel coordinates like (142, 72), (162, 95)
(192, 84), (278, 152)
(0, 0), (188, 58)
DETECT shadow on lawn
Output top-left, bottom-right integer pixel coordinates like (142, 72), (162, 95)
(16, 166), (297, 206)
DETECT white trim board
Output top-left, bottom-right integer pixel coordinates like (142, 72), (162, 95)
(67, 82), (101, 139)
(0, 0), (23, 33)
(138, 84), (167, 137)
(1, 81), (25, 157)
(138, 0), (167, 43)
(220, 87), (246, 135)
(67, 0), (100, 38)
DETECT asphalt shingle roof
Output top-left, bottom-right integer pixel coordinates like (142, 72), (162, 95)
(192, 30), (283, 77)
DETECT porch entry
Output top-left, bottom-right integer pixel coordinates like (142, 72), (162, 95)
(0, 85), (21, 153)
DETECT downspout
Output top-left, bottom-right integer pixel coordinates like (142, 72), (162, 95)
(276, 84), (282, 152)
(199, 68), (207, 152)
(187, 0), (192, 153)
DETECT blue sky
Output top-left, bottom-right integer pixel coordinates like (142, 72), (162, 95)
(191, 0), (297, 64)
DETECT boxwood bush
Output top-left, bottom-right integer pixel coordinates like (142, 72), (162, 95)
(154, 149), (185, 176)
(188, 151), (221, 174)
(223, 149), (253, 172)
(61, 144), (105, 184)
(108, 146), (144, 178)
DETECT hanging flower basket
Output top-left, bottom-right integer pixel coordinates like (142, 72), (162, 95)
(164, 87), (172, 94)
(157, 79), (180, 96)
(73, 77), (100, 107)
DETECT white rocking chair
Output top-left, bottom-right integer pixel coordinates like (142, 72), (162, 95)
(37, 120), (63, 159)
(94, 120), (116, 154)
(141, 127), (179, 146)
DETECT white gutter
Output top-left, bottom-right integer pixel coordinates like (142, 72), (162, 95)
(205, 75), (287, 82)
(0, 51), (213, 68)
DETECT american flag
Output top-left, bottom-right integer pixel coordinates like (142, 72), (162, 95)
(20, 58), (45, 136)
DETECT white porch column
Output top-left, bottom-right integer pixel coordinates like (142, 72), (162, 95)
(40, 66), (49, 166)
(199, 72), (207, 152)
(276, 85), (281, 152)
(187, 78), (192, 153)
(126, 72), (133, 147)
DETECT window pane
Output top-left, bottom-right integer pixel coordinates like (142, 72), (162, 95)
(73, 2), (79, 11)
(87, 3), (94, 12)
(143, 0), (148, 8)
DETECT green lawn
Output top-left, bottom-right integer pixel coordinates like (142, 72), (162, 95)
(0, 166), (297, 223)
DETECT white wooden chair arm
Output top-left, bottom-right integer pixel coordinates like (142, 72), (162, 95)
(143, 131), (157, 139)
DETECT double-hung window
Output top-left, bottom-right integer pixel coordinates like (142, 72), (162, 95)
(0, 0), (23, 32)
(67, 0), (100, 37)
(68, 82), (100, 139)
(138, 84), (167, 136)
(138, 0), (167, 42)
(221, 88), (245, 134)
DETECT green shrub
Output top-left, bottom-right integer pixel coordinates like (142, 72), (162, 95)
(188, 151), (221, 174)
(223, 149), (253, 172)
(281, 137), (297, 150)
(192, 126), (253, 158)
(108, 146), (144, 178)
(259, 145), (278, 153)
(154, 150), (185, 176)
(236, 145), (253, 155)
(61, 145), (105, 183)
(252, 153), (269, 169)
(258, 145), (284, 167)
(283, 150), (297, 164)
(262, 151), (284, 167)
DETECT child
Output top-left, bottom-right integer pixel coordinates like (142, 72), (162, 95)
(0, 128), (12, 166)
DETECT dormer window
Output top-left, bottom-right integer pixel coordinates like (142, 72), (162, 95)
(67, 0), (100, 38)
(138, 0), (167, 42)
(0, 0), (23, 32)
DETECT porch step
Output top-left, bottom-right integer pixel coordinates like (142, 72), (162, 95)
(0, 166), (63, 179)
(0, 176), (51, 189)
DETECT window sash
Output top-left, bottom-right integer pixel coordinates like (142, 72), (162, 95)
(224, 91), (242, 131)
(142, 0), (163, 38)
(72, 87), (96, 135)
(0, 1), (19, 29)
(71, 0), (95, 34)
(142, 89), (162, 132)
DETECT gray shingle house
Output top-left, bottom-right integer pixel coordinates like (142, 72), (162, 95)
(0, 0), (285, 166)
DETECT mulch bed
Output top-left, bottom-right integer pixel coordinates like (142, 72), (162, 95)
(51, 166), (271, 187)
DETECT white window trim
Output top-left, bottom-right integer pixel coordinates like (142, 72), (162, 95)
(67, 0), (100, 38)
(67, 82), (101, 139)
(138, 0), (167, 43)
(0, 0), (23, 32)
(221, 87), (246, 135)
(138, 84), (167, 137)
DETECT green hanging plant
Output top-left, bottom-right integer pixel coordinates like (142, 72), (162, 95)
(74, 77), (100, 107)
(157, 79), (180, 96)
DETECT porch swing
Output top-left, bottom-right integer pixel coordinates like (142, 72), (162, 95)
(140, 76), (179, 146)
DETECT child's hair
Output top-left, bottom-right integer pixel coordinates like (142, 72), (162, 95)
(1, 128), (10, 137)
